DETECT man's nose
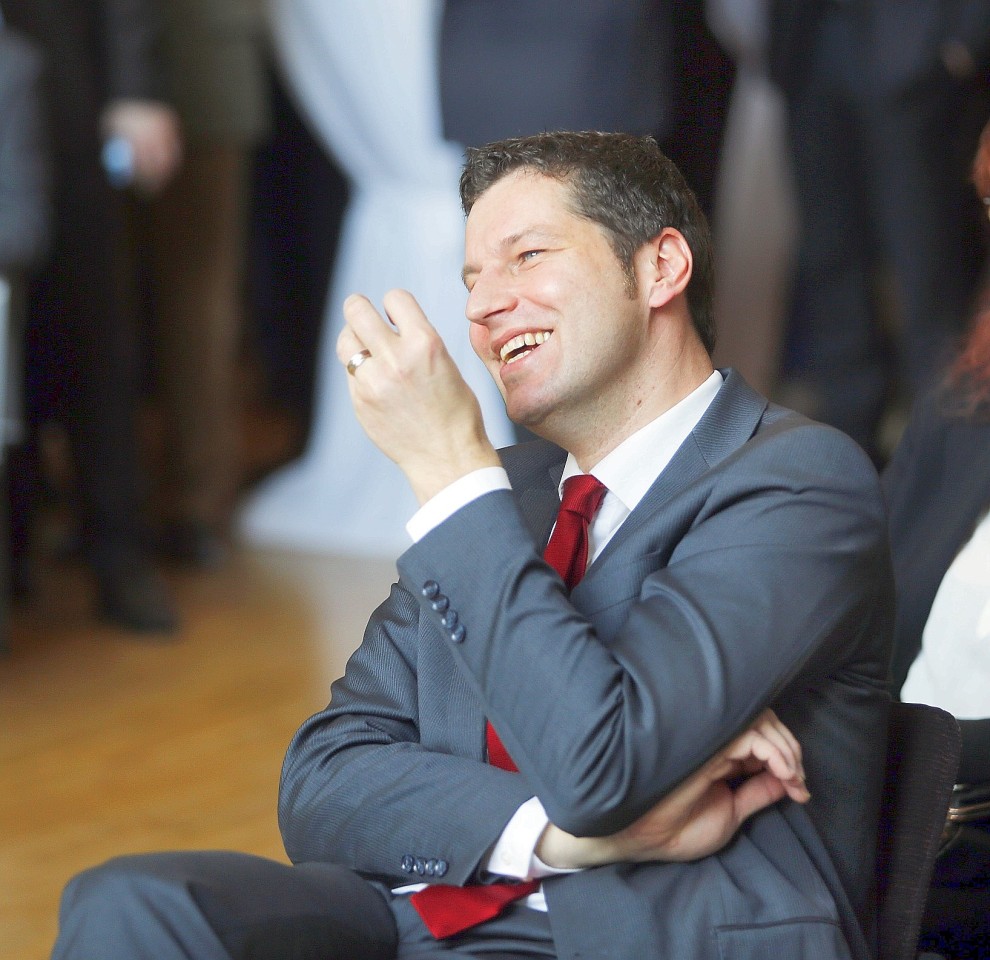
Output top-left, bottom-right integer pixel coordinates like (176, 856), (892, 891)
(465, 269), (517, 324)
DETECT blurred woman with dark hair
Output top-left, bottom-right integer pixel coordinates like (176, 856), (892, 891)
(883, 117), (990, 960)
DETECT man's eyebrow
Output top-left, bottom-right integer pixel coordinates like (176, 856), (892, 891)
(461, 229), (560, 287)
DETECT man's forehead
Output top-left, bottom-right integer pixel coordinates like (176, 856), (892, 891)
(465, 172), (577, 242)
(461, 180), (584, 284)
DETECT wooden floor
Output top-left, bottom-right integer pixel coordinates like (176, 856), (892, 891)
(0, 428), (398, 958)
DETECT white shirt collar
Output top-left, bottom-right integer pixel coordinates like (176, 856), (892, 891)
(559, 370), (723, 562)
(405, 371), (724, 548)
(559, 370), (723, 507)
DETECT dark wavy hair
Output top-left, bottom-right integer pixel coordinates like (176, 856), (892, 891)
(459, 131), (716, 354)
(943, 297), (990, 420)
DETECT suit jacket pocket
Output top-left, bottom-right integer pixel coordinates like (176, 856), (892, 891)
(715, 918), (852, 960)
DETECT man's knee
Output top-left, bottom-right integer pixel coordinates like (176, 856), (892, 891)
(55, 853), (399, 960)
(53, 853), (227, 960)
(61, 853), (165, 916)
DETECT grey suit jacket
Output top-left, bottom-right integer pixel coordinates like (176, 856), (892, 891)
(279, 371), (893, 960)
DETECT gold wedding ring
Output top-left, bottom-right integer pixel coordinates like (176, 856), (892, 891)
(346, 349), (372, 376)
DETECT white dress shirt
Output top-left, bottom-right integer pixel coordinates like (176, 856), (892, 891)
(900, 508), (990, 719)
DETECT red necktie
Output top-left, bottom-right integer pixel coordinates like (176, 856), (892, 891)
(410, 474), (608, 938)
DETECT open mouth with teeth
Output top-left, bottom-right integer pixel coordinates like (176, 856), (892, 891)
(500, 330), (552, 365)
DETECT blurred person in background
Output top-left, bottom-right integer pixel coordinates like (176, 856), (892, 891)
(768, 0), (990, 466)
(2, 0), (183, 634)
(883, 113), (990, 960)
(438, 1), (674, 162)
(439, 0), (734, 223)
(246, 63), (347, 458)
(438, 0), (679, 446)
(0, 13), (50, 281)
(0, 12), (50, 640)
(438, 0), (734, 447)
(122, 0), (272, 570)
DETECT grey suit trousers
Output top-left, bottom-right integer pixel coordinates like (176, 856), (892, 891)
(50, 849), (557, 960)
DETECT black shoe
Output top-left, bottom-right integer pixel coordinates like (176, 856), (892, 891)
(158, 520), (229, 571)
(97, 563), (180, 635)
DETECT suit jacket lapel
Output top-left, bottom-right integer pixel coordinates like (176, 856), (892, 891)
(518, 469), (563, 547)
(503, 439), (567, 547)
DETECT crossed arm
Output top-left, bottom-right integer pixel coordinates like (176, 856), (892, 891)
(537, 707), (808, 868)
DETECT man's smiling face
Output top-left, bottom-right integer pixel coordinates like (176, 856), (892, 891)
(462, 170), (650, 443)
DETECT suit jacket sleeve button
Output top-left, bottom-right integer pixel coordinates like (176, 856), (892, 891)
(431, 595), (450, 612)
(441, 609), (458, 629)
(436, 860), (449, 876)
(450, 624), (466, 644)
(414, 857), (427, 876)
(421, 580), (440, 599)
(401, 854), (414, 873)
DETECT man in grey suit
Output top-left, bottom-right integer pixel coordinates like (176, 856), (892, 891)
(51, 132), (892, 960)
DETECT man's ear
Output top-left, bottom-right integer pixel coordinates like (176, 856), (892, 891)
(640, 228), (693, 309)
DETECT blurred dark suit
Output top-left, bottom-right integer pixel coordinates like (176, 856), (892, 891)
(438, 1), (733, 221)
(3, 0), (167, 586)
(439, 0), (672, 148)
(124, 0), (271, 553)
(0, 21), (51, 645)
(439, 0), (678, 444)
(0, 25), (50, 276)
(768, 0), (990, 462)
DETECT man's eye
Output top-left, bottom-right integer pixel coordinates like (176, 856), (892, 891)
(520, 249), (544, 262)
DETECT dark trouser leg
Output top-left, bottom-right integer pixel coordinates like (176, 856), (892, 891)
(918, 884), (990, 960)
(143, 144), (245, 533)
(782, 11), (887, 460)
(863, 78), (987, 401)
(34, 163), (148, 574)
(50, 851), (398, 960)
(919, 825), (990, 960)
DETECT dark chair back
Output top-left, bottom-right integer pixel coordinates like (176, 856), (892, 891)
(876, 701), (961, 960)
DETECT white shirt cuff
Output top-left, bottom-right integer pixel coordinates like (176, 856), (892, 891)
(485, 797), (579, 880)
(406, 467), (511, 542)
